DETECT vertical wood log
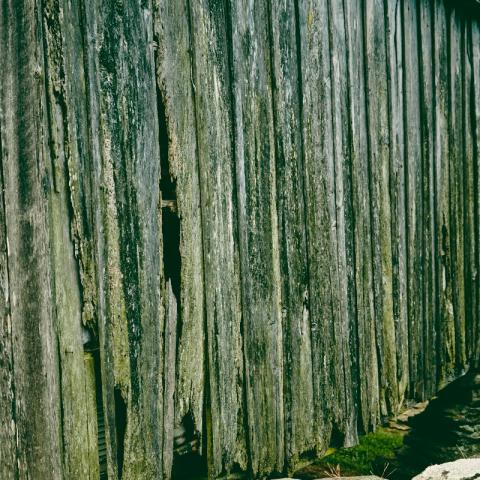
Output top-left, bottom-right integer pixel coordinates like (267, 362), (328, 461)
(268, 0), (315, 465)
(344, 0), (380, 434)
(42, 0), (102, 475)
(471, 20), (480, 367)
(90, 1), (165, 477)
(403, 0), (424, 400)
(187, 1), (247, 475)
(364, 0), (398, 415)
(153, 0), (206, 475)
(230, 0), (284, 474)
(448, 7), (466, 370)
(0, 1), (64, 477)
(463, 17), (476, 365)
(417, 0), (438, 399)
(433, 0), (456, 385)
(385, 0), (409, 406)
(0, 123), (16, 480)
(328, 0), (358, 445)
(297, 0), (343, 452)
(79, 1), (121, 476)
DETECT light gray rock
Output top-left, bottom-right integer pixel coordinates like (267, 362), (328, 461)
(412, 459), (480, 479)
(314, 476), (385, 480)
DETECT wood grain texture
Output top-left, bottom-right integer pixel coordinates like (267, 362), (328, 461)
(0, 1), (63, 477)
(386, 0), (409, 406)
(364, 0), (398, 416)
(297, 0), (342, 453)
(1, 0), (479, 478)
(187, 0), (247, 475)
(417, 0), (438, 400)
(154, 0), (206, 458)
(0, 94), (16, 480)
(344, 0), (380, 434)
(471, 20), (480, 368)
(434, 0), (456, 386)
(230, 0), (284, 474)
(268, 0), (315, 465)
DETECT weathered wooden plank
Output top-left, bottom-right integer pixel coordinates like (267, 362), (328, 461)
(268, 0), (315, 466)
(162, 281), (177, 478)
(47, 110), (100, 479)
(448, 6), (467, 371)
(187, 0), (247, 475)
(327, 0), (358, 445)
(79, 1), (120, 476)
(0, 0), (64, 477)
(344, 0), (380, 434)
(433, 0), (456, 385)
(297, 0), (343, 453)
(364, 0), (398, 415)
(153, 0), (206, 464)
(463, 17), (477, 365)
(85, 1), (166, 477)
(471, 20), (480, 367)
(230, 0), (284, 474)
(0, 126), (16, 480)
(402, 0), (423, 400)
(42, 0), (102, 475)
(417, 0), (438, 399)
(385, 0), (409, 406)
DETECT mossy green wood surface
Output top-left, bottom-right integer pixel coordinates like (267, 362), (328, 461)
(0, 1), (64, 478)
(463, 17), (476, 368)
(186, 0), (248, 476)
(0, 76), (16, 480)
(329, 0), (359, 447)
(269, 0), (312, 469)
(1, 0), (480, 479)
(344, 0), (380, 434)
(473, 20), (480, 367)
(417, 0), (438, 400)
(230, 0), (285, 475)
(403, 0), (422, 401)
(297, 0), (344, 454)
(386, 0), (409, 406)
(434, 0), (457, 385)
(154, 0), (207, 475)
(449, 7), (467, 371)
(364, 0), (399, 416)
(154, 0), (206, 468)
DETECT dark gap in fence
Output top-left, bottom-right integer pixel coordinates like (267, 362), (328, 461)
(113, 387), (127, 479)
(157, 79), (207, 478)
(172, 411), (205, 479)
(83, 328), (107, 479)
(157, 84), (182, 363)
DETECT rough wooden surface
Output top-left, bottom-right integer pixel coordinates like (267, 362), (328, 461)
(1, 1), (479, 479)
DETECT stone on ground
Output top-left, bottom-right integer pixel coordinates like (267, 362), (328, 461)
(412, 458), (480, 479)
(314, 476), (386, 480)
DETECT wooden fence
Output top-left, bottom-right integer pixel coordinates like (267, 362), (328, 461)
(1, 0), (479, 478)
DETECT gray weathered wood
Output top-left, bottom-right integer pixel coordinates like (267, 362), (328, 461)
(0, 1), (64, 477)
(1, 1), (479, 478)
(403, 0), (423, 400)
(230, 0), (284, 474)
(364, 0), (398, 415)
(187, 0), (248, 475)
(344, 0), (380, 434)
(268, 0), (315, 466)
(434, 0), (456, 385)
(297, 0), (342, 454)
(417, 0), (438, 399)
